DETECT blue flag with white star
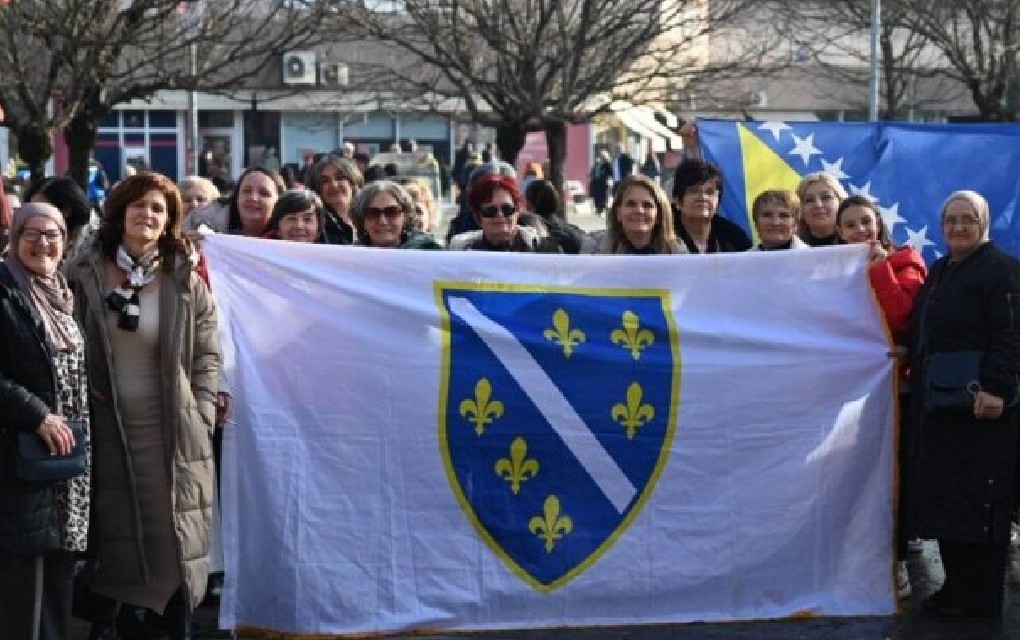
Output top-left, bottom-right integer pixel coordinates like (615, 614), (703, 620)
(697, 119), (1020, 260)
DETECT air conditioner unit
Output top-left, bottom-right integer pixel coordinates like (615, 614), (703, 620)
(318, 62), (349, 87)
(282, 51), (317, 86)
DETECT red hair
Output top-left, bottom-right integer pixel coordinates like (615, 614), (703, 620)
(467, 175), (523, 218)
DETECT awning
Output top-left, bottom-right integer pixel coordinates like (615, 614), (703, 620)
(610, 101), (683, 152)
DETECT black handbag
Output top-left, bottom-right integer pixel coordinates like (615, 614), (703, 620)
(15, 418), (87, 483)
(923, 351), (983, 411)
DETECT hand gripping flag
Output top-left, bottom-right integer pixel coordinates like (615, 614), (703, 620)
(697, 119), (1020, 259)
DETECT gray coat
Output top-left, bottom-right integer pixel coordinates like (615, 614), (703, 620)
(66, 247), (220, 608)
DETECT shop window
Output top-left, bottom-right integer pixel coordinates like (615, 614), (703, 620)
(149, 110), (177, 128)
(123, 111), (145, 129)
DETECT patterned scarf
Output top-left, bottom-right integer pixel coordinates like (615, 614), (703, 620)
(106, 245), (161, 331)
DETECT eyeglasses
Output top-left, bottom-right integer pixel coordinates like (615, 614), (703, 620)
(20, 229), (64, 245)
(480, 203), (517, 218)
(943, 215), (981, 227)
(684, 185), (718, 198)
(363, 205), (403, 221)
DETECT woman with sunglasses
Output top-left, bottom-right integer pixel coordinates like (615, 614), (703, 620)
(448, 174), (559, 252)
(350, 180), (442, 249)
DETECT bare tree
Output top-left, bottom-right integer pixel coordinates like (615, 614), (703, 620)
(901, 0), (1020, 120)
(335, 0), (778, 191)
(0, 0), (331, 187)
(791, 0), (1020, 120)
(779, 0), (963, 119)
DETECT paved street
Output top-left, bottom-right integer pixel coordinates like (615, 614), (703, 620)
(69, 542), (1020, 639)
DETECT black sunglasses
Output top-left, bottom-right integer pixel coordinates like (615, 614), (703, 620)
(363, 205), (403, 220)
(480, 203), (517, 218)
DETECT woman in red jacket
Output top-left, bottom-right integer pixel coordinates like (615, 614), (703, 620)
(837, 194), (927, 598)
(837, 195), (927, 341)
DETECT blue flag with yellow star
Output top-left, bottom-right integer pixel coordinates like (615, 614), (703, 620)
(697, 119), (1020, 260)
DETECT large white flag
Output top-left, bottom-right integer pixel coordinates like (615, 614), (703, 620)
(204, 236), (896, 636)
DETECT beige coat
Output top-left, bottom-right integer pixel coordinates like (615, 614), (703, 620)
(66, 247), (220, 609)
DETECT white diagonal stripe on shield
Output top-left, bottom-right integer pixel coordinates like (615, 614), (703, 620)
(449, 297), (637, 513)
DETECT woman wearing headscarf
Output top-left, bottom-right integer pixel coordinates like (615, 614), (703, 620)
(65, 172), (219, 640)
(0, 203), (90, 640)
(909, 190), (1020, 617)
(24, 177), (96, 261)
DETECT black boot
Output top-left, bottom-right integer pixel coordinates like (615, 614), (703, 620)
(87, 624), (119, 640)
(164, 588), (194, 640)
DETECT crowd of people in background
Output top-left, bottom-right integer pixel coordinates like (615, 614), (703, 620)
(1, 124), (1020, 640)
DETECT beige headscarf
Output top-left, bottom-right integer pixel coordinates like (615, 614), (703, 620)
(3, 202), (75, 351)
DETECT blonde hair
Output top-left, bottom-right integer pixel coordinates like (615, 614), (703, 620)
(796, 172), (848, 202)
(752, 189), (801, 222)
(177, 175), (220, 201)
(604, 175), (683, 254)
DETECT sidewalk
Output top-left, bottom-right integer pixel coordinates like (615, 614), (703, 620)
(70, 542), (1020, 640)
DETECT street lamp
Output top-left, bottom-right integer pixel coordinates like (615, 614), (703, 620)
(868, 0), (881, 121)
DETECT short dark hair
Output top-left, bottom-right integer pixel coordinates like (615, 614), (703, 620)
(23, 176), (91, 232)
(524, 179), (562, 220)
(672, 159), (723, 204)
(265, 189), (325, 240)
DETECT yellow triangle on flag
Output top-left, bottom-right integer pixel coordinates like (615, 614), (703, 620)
(737, 123), (805, 244)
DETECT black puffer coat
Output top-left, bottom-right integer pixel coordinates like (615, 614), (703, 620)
(0, 264), (61, 554)
(909, 242), (1020, 544)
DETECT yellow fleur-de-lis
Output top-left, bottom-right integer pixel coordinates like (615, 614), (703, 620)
(610, 310), (655, 360)
(611, 382), (655, 439)
(459, 378), (504, 436)
(528, 495), (573, 553)
(542, 308), (586, 358)
(494, 436), (540, 494)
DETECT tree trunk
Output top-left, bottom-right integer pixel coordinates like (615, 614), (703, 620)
(494, 119), (529, 166)
(543, 117), (567, 218)
(16, 123), (52, 185)
(64, 95), (105, 192)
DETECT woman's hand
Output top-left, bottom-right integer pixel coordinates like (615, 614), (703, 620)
(974, 390), (1005, 420)
(867, 241), (888, 263)
(35, 414), (75, 456)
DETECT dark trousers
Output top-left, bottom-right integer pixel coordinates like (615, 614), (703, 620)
(938, 538), (1009, 614)
(0, 550), (76, 640)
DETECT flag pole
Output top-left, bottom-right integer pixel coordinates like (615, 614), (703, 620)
(869, 0), (881, 121)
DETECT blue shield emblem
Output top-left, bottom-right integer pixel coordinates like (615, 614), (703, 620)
(437, 284), (680, 591)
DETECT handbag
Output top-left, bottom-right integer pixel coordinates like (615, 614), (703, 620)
(923, 351), (983, 411)
(15, 418), (87, 483)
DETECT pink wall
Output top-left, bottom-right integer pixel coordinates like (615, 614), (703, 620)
(515, 122), (591, 186)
